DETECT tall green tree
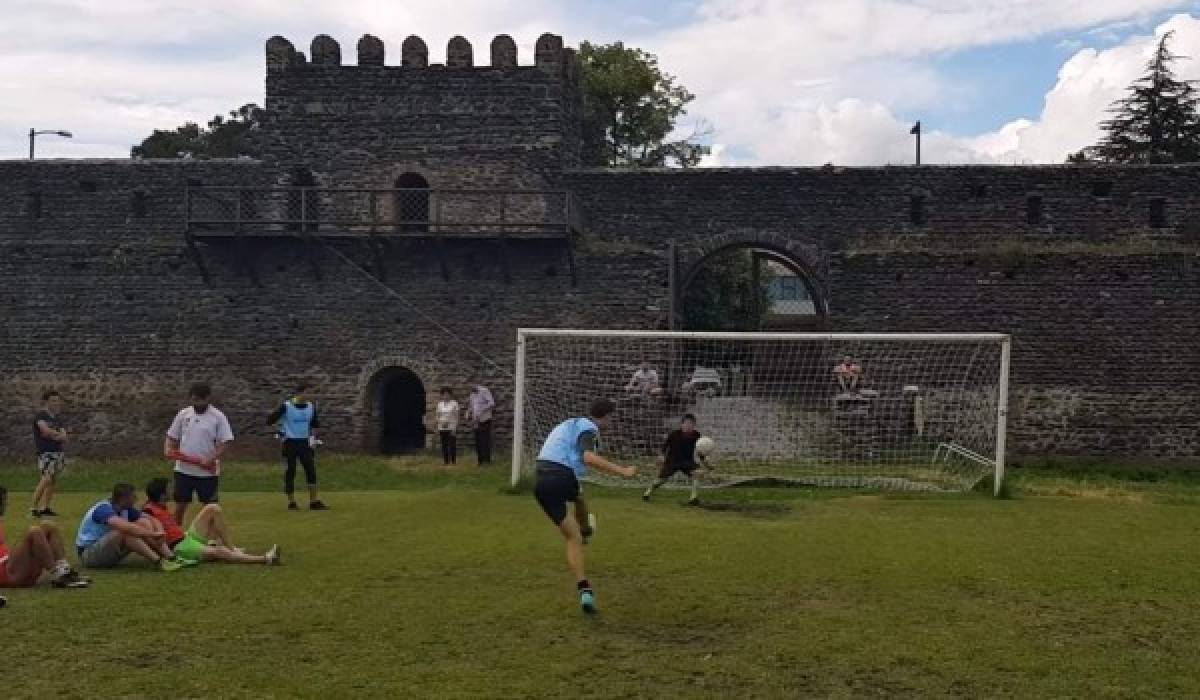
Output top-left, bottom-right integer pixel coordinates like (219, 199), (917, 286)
(682, 250), (771, 331)
(578, 41), (709, 167)
(1071, 32), (1200, 164)
(132, 103), (263, 158)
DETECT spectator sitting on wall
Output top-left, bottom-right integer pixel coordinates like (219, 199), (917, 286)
(833, 355), (864, 394)
(625, 362), (663, 397)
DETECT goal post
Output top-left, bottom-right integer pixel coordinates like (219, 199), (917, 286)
(511, 329), (1011, 495)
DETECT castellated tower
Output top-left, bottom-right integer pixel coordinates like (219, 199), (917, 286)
(260, 33), (583, 190)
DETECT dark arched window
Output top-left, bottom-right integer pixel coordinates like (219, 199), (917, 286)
(394, 172), (429, 233)
(287, 168), (317, 233)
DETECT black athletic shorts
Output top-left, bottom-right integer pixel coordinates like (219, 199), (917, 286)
(659, 461), (699, 479)
(173, 472), (219, 504)
(534, 461), (580, 526)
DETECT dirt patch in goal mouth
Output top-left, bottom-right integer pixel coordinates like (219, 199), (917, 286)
(687, 500), (792, 517)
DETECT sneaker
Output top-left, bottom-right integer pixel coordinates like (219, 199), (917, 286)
(71, 569), (92, 584)
(30, 508), (40, 518)
(642, 489), (652, 502)
(687, 497), (701, 506)
(158, 558), (184, 572)
(579, 589), (597, 614)
(309, 500), (328, 511)
(264, 544), (281, 566)
(0, 595), (7, 608)
(38, 508), (59, 517)
(52, 571), (90, 589)
(287, 501), (299, 511)
(175, 556), (201, 568)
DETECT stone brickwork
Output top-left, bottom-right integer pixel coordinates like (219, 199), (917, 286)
(0, 34), (1197, 461)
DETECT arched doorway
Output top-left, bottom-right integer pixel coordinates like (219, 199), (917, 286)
(287, 167), (317, 232)
(394, 172), (429, 233)
(679, 245), (823, 331)
(375, 367), (427, 454)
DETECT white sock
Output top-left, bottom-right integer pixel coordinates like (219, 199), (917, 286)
(53, 559), (71, 576)
(690, 478), (699, 500)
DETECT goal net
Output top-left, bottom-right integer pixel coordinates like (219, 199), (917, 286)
(511, 330), (1010, 494)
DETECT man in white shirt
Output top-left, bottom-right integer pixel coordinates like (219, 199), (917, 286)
(163, 383), (234, 524)
(625, 363), (662, 396)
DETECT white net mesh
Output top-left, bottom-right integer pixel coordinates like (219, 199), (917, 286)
(514, 331), (1008, 492)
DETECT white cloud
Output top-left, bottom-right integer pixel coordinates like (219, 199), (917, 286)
(0, 0), (1196, 163)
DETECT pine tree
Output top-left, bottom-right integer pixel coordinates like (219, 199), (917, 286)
(1077, 31), (1200, 164)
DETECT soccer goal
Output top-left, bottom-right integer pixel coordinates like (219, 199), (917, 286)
(511, 329), (1011, 495)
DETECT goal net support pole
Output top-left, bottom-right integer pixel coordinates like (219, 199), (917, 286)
(511, 329), (1011, 495)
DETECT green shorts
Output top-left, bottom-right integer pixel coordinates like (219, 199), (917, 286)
(172, 531), (206, 562)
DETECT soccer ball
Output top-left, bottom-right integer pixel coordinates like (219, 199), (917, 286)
(694, 436), (716, 458)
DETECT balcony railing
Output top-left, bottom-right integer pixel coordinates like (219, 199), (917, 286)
(185, 187), (584, 240)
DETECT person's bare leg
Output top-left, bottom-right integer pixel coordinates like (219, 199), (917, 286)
(122, 535), (163, 564)
(41, 477), (57, 511)
(574, 495), (591, 537)
(201, 544), (269, 565)
(5, 527), (56, 583)
(559, 516), (585, 582)
(30, 475), (50, 512)
(190, 504), (232, 546)
(40, 522), (68, 560)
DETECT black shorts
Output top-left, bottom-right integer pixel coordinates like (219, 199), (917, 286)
(534, 462), (580, 526)
(659, 462), (699, 479)
(173, 472), (219, 504)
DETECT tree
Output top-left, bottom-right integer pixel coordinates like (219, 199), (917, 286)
(1073, 32), (1200, 164)
(132, 103), (263, 158)
(578, 41), (710, 167)
(681, 250), (771, 331)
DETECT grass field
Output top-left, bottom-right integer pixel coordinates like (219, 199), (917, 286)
(2, 455), (1200, 697)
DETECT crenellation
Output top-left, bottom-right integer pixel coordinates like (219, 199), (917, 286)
(535, 33), (564, 72)
(402, 35), (428, 68)
(357, 34), (384, 66)
(310, 34), (341, 65)
(446, 36), (473, 68)
(491, 35), (518, 68)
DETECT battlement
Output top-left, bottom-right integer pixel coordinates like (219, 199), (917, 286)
(265, 33), (576, 76)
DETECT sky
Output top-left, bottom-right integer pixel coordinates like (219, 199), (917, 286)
(5, 0), (1200, 165)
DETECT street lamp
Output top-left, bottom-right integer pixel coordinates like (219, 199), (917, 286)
(29, 129), (73, 159)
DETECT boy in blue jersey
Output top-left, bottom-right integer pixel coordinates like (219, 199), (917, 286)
(267, 384), (326, 511)
(534, 398), (637, 614)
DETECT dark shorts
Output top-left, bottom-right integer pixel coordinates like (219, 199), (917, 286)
(659, 461), (699, 479)
(173, 472), (219, 504)
(534, 462), (580, 526)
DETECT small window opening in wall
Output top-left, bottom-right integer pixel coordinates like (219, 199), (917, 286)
(1026, 195), (1043, 225)
(27, 191), (42, 218)
(131, 190), (148, 218)
(909, 195), (926, 226)
(1150, 197), (1167, 228)
(79, 180), (97, 193)
(1092, 181), (1112, 197)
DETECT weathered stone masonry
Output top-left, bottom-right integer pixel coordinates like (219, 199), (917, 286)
(0, 32), (1197, 459)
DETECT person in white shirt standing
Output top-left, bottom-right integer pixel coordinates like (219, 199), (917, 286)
(435, 387), (461, 465)
(163, 383), (234, 525)
(466, 383), (496, 466)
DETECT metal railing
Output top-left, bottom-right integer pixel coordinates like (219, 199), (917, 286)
(185, 187), (583, 239)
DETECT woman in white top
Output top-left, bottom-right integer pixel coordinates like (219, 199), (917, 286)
(435, 388), (461, 465)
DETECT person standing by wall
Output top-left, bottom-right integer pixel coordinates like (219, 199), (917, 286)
(466, 383), (496, 466)
(31, 390), (68, 518)
(435, 387), (461, 466)
(267, 384), (326, 511)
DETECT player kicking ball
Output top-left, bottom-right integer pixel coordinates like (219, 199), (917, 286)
(643, 413), (709, 505)
(534, 398), (636, 614)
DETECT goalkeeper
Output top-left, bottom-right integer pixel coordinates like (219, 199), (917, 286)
(533, 398), (636, 614)
(642, 413), (707, 505)
(266, 384), (327, 511)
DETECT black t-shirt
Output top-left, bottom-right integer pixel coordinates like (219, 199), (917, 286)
(664, 429), (702, 467)
(33, 410), (64, 454)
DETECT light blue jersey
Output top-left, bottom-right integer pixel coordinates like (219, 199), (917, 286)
(281, 400), (315, 439)
(536, 417), (600, 478)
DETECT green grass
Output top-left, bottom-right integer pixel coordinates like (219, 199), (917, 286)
(2, 457), (1200, 697)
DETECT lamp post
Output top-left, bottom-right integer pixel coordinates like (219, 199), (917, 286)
(909, 120), (921, 166)
(29, 129), (73, 159)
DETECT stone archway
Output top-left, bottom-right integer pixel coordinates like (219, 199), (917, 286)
(356, 356), (438, 453)
(675, 230), (828, 331)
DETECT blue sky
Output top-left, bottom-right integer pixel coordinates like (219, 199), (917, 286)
(3, 0), (1200, 164)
